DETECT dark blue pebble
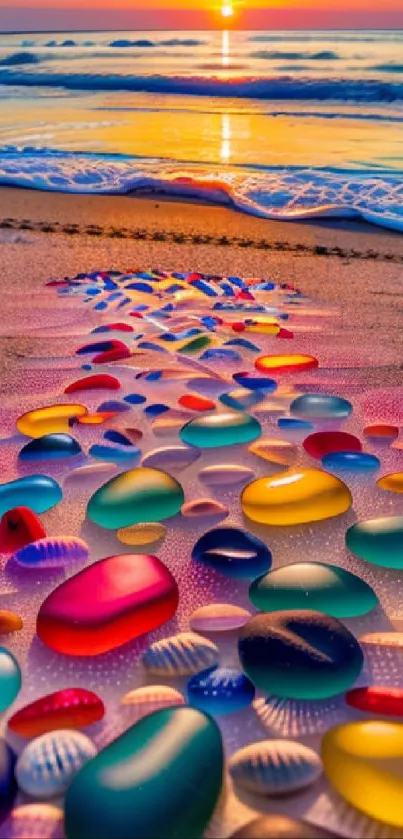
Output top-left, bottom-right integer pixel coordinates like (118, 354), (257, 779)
(97, 401), (131, 413)
(144, 404), (169, 417)
(19, 434), (82, 461)
(124, 394), (147, 405)
(192, 526), (272, 580)
(187, 667), (255, 716)
(103, 430), (133, 447)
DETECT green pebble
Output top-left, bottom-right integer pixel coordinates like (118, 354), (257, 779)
(180, 412), (261, 449)
(346, 516), (403, 568)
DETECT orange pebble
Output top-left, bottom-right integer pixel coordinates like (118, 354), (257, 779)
(178, 394), (216, 412)
(78, 412), (117, 425)
(0, 610), (23, 635)
(364, 424), (399, 440)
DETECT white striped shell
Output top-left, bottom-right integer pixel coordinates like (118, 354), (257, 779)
(1, 804), (64, 839)
(120, 685), (185, 722)
(12, 537), (89, 568)
(190, 603), (251, 633)
(16, 730), (97, 798)
(142, 632), (219, 676)
(229, 739), (322, 796)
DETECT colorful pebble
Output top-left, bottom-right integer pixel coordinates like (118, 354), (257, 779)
(187, 666), (255, 715)
(16, 405), (87, 438)
(11, 536), (89, 569)
(0, 611), (23, 635)
(87, 467), (184, 529)
(180, 411), (261, 449)
(198, 464), (255, 486)
(255, 354), (318, 374)
(181, 498), (228, 519)
(377, 472), (403, 493)
(290, 393), (352, 420)
(64, 375), (120, 393)
(189, 603), (251, 633)
(0, 507), (46, 553)
(322, 451), (380, 472)
(116, 522), (166, 546)
(346, 516), (403, 568)
(248, 437), (297, 466)
(192, 525), (272, 579)
(0, 476), (62, 518)
(8, 689), (105, 738)
(241, 468), (352, 526)
(303, 431), (362, 459)
(0, 648), (21, 712)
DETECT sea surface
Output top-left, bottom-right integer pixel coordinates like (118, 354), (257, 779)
(0, 29), (402, 230)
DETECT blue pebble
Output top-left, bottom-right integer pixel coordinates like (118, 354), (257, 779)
(291, 393), (353, 420)
(192, 526), (272, 580)
(124, 282), (153, 293)
(200, 349), (242, 362)
(89, 445), (141, 464)
(19, 434), (82, 461)
(144, 404), (169, 417)
(94, 301), (108, 311)
(224, 338), (260, 352)
(76, 341), (115, 355)
(137, 342), (167, 353)
(145, 371), (163, 382)
(187, 667), (255, 716)
(81, 364), (92, 371)
(103, 430), (133, 447)
(278, 417), (314, 430)
(233, 373), (277, 393)
(97, 400), (131, 413)
(124, 393), (147, 405)
(322, 451), (381, 472)
(0, 475), (62, 517)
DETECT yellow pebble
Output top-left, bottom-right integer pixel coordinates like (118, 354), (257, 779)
(377, 473), (403, 493)
(17, 404), (88, 438)
(0, 610), (23, 634)
(322, 721), (403, 827)
(241, 468), (352, 526)
(246, 323), (280, 335)
(116, 523), (167, 546)
(248, 438), (298, 466)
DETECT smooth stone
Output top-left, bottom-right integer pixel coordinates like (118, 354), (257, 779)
(142, 632), (219, 676)
(0, 506), (46, 553)
(346, 516), (403, 568)
(241, 468), (352, 526)
(229, 815), (340, 838)
(377, 473), (403, 493)
(248, 438), (298, 466)
(19, 434), (82, 461)
(16, 731), (97, 799)
(8, 689), (105, 738)
(0, 611), (23, 635)
(219, 388), (264, 412)
(192, 526), (272, 580)
(187, 666), (255, 715)
(16, 405), (87, 438)
(238, 610), (363, 699)
(120, 685), (185, 723)
(0, 739), (17, 825)
(181, 498), (228, 520)
(97, 400), (130, 413)
(322, 451), (380, 472)
(346, 686), (403, 717)
(198, 464), (255, 487)
(152, 417), (184, 436)
(64, 707), (224, 839)
(87, 467), (184, 530)
(255, 354), (318, 374)
(278, 417), (314, 430)
(180, 412), (261, 449)
(65, 374), (120, 393)
(37, 554), (178, 656)
(76, 339), (127, 356)
(0, 476), (62, 518)
(364, 423), (399, 441)
(123, 393), (146, 405)
(229, 739), (322, 795)
(89, 444), (141, 464)
(189, 603), (251, 633)
(64, 463), (118, 485)
(322, 721), (403, 827)
(144, 404), (170, 418)
(178, 394), (215, 411)
(11, 536), (89, 569)
(303, 431), (362, 459)
(359, 632), (403, 650)
(291, 393), (352, 420)
(104, 430), (134, 447)
(0, 803), (64, 839)
(233, 373), (277, 392)
(116, 522), (166, 546)
(249, 562), (378, 618)
(77, 412), (116, 425)
(0, 648), (21, 712)
(142, 446), (200, 472)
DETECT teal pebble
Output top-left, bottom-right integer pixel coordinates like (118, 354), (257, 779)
(290, 393), (352, 420)
(346, 516), (403, 568)
(19, 434), (82, 461)
(0, 648), (21, 712)
(180, 412), (261, 449)
(0, 475), (62, 517)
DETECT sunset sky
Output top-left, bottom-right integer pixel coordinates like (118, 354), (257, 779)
(1, 0), (402, 31)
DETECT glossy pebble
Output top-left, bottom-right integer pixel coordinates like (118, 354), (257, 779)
(0, 648), (21, 712)
(322, 721), (403, 827)
(255, 354), (318, 374)
(189, 603), (251, 633)
(16, 730), (97, 799)
(0, 476), (62, 518)
(142, 632), (219, 676)
(346, 685), (403, 717)
(377, 473), (403, 493)
(87, 467), (184, 530)
(220, 388), (264, 412)
(249, 562), (378, 618)
(178, 394), (215, 411)
(0, 611), (23, 635)
(322, 451), (380, 472)
(229, 739), (322, 795)
(248, 438), (297, 466)
(116, 522), (166, 546)
(141, 445), (200, 472)
(64, 374), (120, 393)
(360, 632), (403, 650)
(364, 423), (399, 441)
(192, 526), (272, 580)
(120, 685), (185, 722)
(181, 498), (228, 519)
(180, 412), (261, 449)
(64, 707), (223, 839)
(241, 468), (352, 526)
(0, 739), (17, 825)
(0, 804), (64, 839)
(11, 536), (89, 569)
(291, 393), (352, 420)
(16, 405), (87, 438)
(187, 666), (255, 715)
(8, 689), (105, 738)
(152, 417), (184, 436)
(0, 507), (46, 553)
(37, 554), (178, 655)
(238, 610), (363, 698)
(346, 516), (403, 568)
(76, 339), (128, 356)
(229, 816), (340, 839)
(233, 373), (277, 392)
(198, 464), (255, 487)
(19, 434), (82, 461)
(303, 431), (362, 459)
(89, 444), (140, 464)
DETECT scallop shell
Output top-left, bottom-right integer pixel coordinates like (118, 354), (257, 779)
(16, 730), (97, 798)
(190, 604), (251, 633)
(229, 739), (322, 796)
(198, 465), (255, 487)
(120, 685), (185, 722)
(142, 446), (200, 472)
(142, 632), (219, 676)
(1, 804), (64, 839)
(11, 537), (89, 568)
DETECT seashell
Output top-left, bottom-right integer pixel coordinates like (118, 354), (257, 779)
(1, 804), (64, 839)
(142, 632), (219, 676)
(116, 523), (167, 547)
(11, 537), (89, 568)
(181, 498), (228, 520)
(120, 685), (185, 722)
(190, 604), (251, 633)
(198, 465), (255, 487)
(229, 739), (322, 796)
(16, 730), (97, 799)
(8, 688), (105, 738)
(142, 446), (200, 472)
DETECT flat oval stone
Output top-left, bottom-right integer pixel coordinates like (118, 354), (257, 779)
(152, 417), (184, 436)
(0, 476), (62, 518)
(346, 516), (403, 568)
(0, 804), (64, 839)
(346, 686), (403, 717)
(291, 393), (352, 420)
(87, 467), (184, 530)
(0, 611), (23, 635)
(19, 433), (82, 461)
(233, 373), (277, 392)
(377, 473), (403, 493)
(116, 522), (166, 546)
(0, 507), (46, 553)
(65, 374), (120, 393)
(238, 610), (363, 699)
(178, 394), (215, 411)
(37, 554), (179, 656)
(219, 388), (264, 412)
(17, 405), (87, 438)
(198, 464), (255, 487)
(141, 446), (200, 472)
(248, 438), (298, 466)
(8, 689), (105, 738)
(89, 444), (140, 465)
(303, 431), (362, 459)
(322, 451), (380, 472)
(11, 536), (89, 569)
(255, 354), (318, 374)
(192, 526), (272, 580)
(322, 721), (403, 827)
(180, 412), (261, 449)
(364, 423), (399, 441)
(142, 632), (219, 676)
(64, 707), (224, 839)
(241, 468), (352, 526)
(181, 498), (228, 520)
(189, 603), (251, 633)
(229, 739), (322, 795)
(187, 666), (255, 715)
(64, 463), (118, 485)
(0, 648), (21, 712)
(16, 731), (97, 799)
(120, 685), (185, 723)
(229, 816), (340, 839)
(249, 562), (378, 618)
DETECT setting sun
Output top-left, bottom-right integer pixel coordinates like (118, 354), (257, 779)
(221, 3), (234, 17)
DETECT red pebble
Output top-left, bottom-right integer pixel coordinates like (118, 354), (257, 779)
(346, 686), (403, 717)
(65, 375), (120, 394)
(303, 430), (362, 459)
(364, 424), (399, 440)
(8, 688), (105, 737)
(129, 312), (144, 319)
(104, 323), (134, 332)
(46, 280), (69, 287)
(277, 328), (294, 339)
(232, 322), (246, 332)
(93, 347), (131, 364)
(237, 291), (255, 301)
(0, 507), (46, 554)
(178, 394), (216, 412)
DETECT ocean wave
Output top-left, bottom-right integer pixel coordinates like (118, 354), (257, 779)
(370, 63), (403, 74)
(0, 70), (402, 102)
(251, 50), (339, 60)
(0, 52), (40, 66)
(0, 148), (401, 233)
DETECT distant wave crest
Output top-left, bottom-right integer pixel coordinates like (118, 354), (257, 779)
(252, 50), (340, 60)
(0, 52), (41, 66)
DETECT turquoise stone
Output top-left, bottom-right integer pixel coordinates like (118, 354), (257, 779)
(346, 516), (403, 568)
(249, 562), (378, 618)
(65, 707), (224, 839)
(290, 393), (352, 420)
(0, 476), (62, 518)
(180, 412), (261, 449)
(19, 434), (82, 461)
(0, 647), (21, 712)
(87, 467), (184, 530)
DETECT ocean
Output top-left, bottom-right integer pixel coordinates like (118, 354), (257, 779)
(0, 29), (402, 230)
